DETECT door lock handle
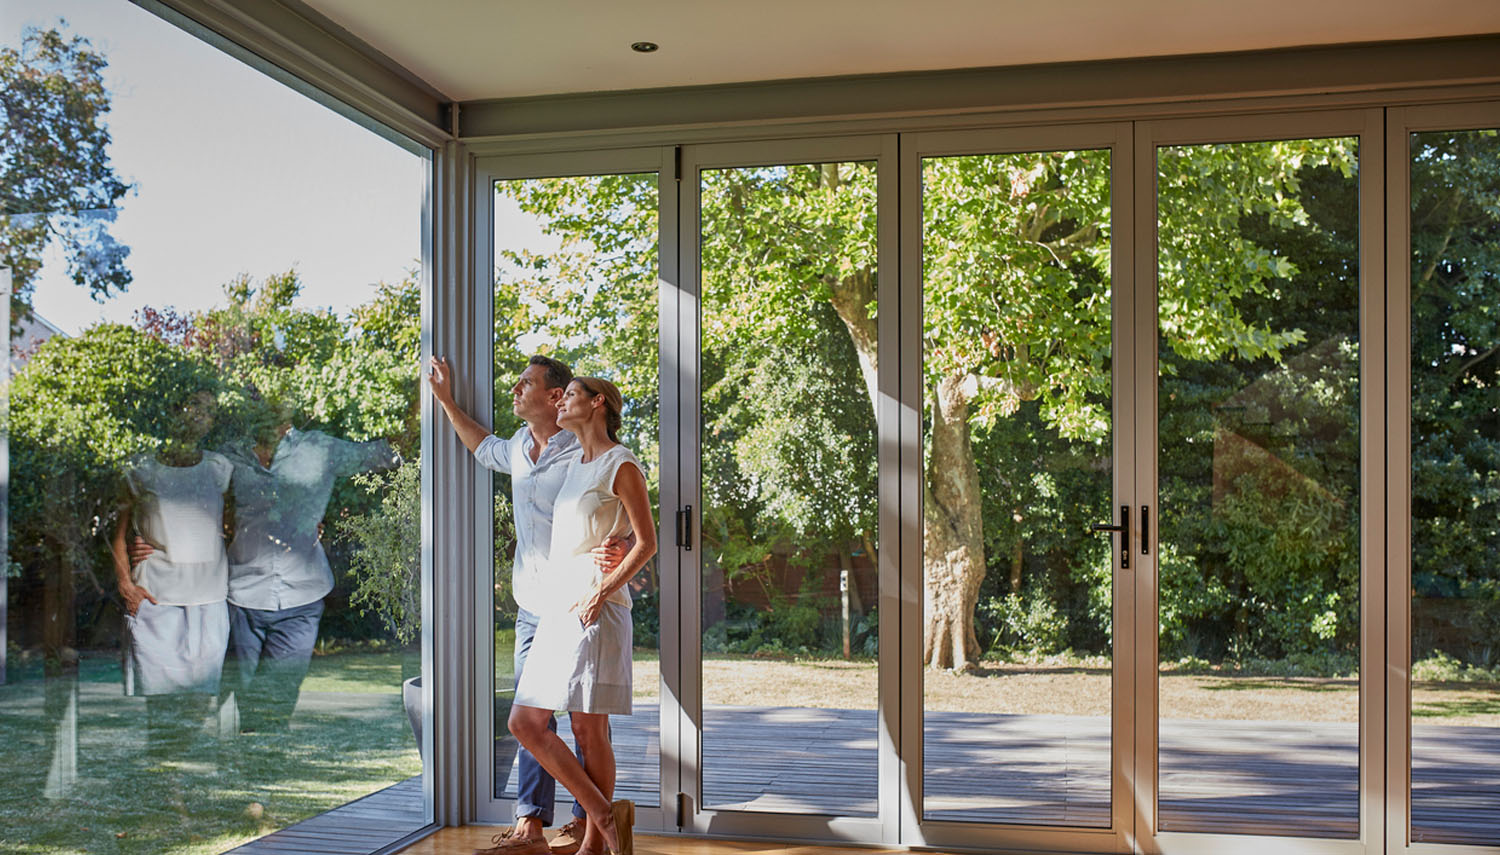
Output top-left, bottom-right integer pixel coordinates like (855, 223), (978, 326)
(675, 505), (693, 551)
(1090, 504), (1130, 569)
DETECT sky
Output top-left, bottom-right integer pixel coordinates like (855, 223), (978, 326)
(7, 0), (426, 334)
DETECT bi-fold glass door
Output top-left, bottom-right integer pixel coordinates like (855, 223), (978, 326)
(1386, 101), (1500, 855)
(1133, 110), (1386, 855)
(674, 136), (899, 841)
(898, 123), (1137, 855)
(468, 105), (1500, 855)
(472, 147), (679, 831)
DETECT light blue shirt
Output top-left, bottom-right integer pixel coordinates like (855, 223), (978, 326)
(224, 428), (400, 611)
(474, 426), (580, 613)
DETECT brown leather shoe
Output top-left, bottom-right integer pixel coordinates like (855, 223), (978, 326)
(547, 816), (586, 855)
(610, 800), (634, 855)
(475, 826), (550, 855)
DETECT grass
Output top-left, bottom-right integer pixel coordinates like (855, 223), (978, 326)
(646, 653), (1500, 727)
(0, 649), (422, 855)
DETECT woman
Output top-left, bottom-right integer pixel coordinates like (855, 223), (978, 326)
(507, 377), (656, 855)
(111, 388), (233, 758)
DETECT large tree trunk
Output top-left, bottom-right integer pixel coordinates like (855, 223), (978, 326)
(825, 269), (989, 671)
(922, 374), (987, 670)
(827, 271), (878, 411)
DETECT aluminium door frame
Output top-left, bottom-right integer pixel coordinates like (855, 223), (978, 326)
(675, 134), (900, 844)
(1384, 99), (1500, 855)
(896, 121), (1137, 855)
(469, 146), (680, 833)
(1132, 108), (1386, 855)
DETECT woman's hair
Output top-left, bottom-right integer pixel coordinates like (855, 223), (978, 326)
(572, 377), (624, 443)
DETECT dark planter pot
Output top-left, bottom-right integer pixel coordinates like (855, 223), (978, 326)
(403, 675), (424, 766)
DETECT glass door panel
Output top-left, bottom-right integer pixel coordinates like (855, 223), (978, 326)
(918, 149), (1115, 827)
(1155, 136), (1362, 837)
(1407, 126), (1500, 846)
(697, 161), (880, 815)
(492, 173), (661, 809)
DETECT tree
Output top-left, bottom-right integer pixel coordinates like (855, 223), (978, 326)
(1407, 129), (1500, 667)
(493, 142), (1354, 671)
(1, 25), (131, 320)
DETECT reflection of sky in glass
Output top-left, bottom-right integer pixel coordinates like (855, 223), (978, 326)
(10, 0), (423, 334)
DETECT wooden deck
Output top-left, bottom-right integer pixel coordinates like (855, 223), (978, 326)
(223, 704), (1500, 853)
(498, 705), (1500, 844)
(227, 774), (426, 855)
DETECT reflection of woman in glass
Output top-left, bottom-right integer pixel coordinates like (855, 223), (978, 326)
(507, 378), (657, 855)
(110, 388), (233, 758)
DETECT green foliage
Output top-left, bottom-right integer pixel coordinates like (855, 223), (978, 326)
(1, 25), (132, 318)
(980, 591), (1069, 657)
(923, 151), (1113, 437)
(1407, 129), (1500, 670)
(338, 462), (422, 643)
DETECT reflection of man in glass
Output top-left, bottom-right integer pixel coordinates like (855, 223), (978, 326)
(220, 409), (399, 733)
(131, 404), (398, 733)
(110, 389), (233, 758)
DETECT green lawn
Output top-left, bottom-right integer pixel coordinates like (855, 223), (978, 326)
(0, 649), (423, 855)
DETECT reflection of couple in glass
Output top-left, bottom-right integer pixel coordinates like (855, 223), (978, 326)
(427, 354), (656, 855)
(111, 388), (397, 754)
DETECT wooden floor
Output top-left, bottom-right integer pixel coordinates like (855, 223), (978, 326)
(223, 705), (1500, 853)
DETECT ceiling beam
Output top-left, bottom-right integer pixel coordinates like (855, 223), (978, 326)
(457, 33), (1500, 141)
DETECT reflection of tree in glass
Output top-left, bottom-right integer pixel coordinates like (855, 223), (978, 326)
(1, 26), (132, 319)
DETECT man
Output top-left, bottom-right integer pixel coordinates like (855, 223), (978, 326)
(428, 353), (621, 855)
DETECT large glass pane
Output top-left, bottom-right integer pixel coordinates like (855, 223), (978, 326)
(698, 162), (879, 815)
(919, 149), (1114, 826)
(1156, 137), (1361, 837)
(1408, 127), (1500, 846)
(2, 5), (428, 853)
(491, 174), (661, 809)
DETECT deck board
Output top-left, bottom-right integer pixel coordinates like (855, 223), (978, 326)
(226, 775), (426, 855)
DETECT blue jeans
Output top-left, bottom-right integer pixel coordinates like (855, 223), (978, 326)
(225, 600), (323, 734)
(513, 608), (586, 825)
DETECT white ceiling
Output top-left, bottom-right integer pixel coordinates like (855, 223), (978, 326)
(303, 0), (1500, 103)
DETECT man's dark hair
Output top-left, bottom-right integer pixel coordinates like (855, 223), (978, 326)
(528, 354), (573, 390)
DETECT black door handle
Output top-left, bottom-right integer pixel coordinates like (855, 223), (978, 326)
(1141, 505), (1150, 555)
(675, 505), (693, 551)
(1090, 504), (1130, 569)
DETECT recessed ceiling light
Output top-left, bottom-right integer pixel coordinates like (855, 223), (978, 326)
(631, 41), (659, 53)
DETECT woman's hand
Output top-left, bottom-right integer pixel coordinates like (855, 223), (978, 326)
(119, 581), (157, 616)
(570, 583), (606, 627)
